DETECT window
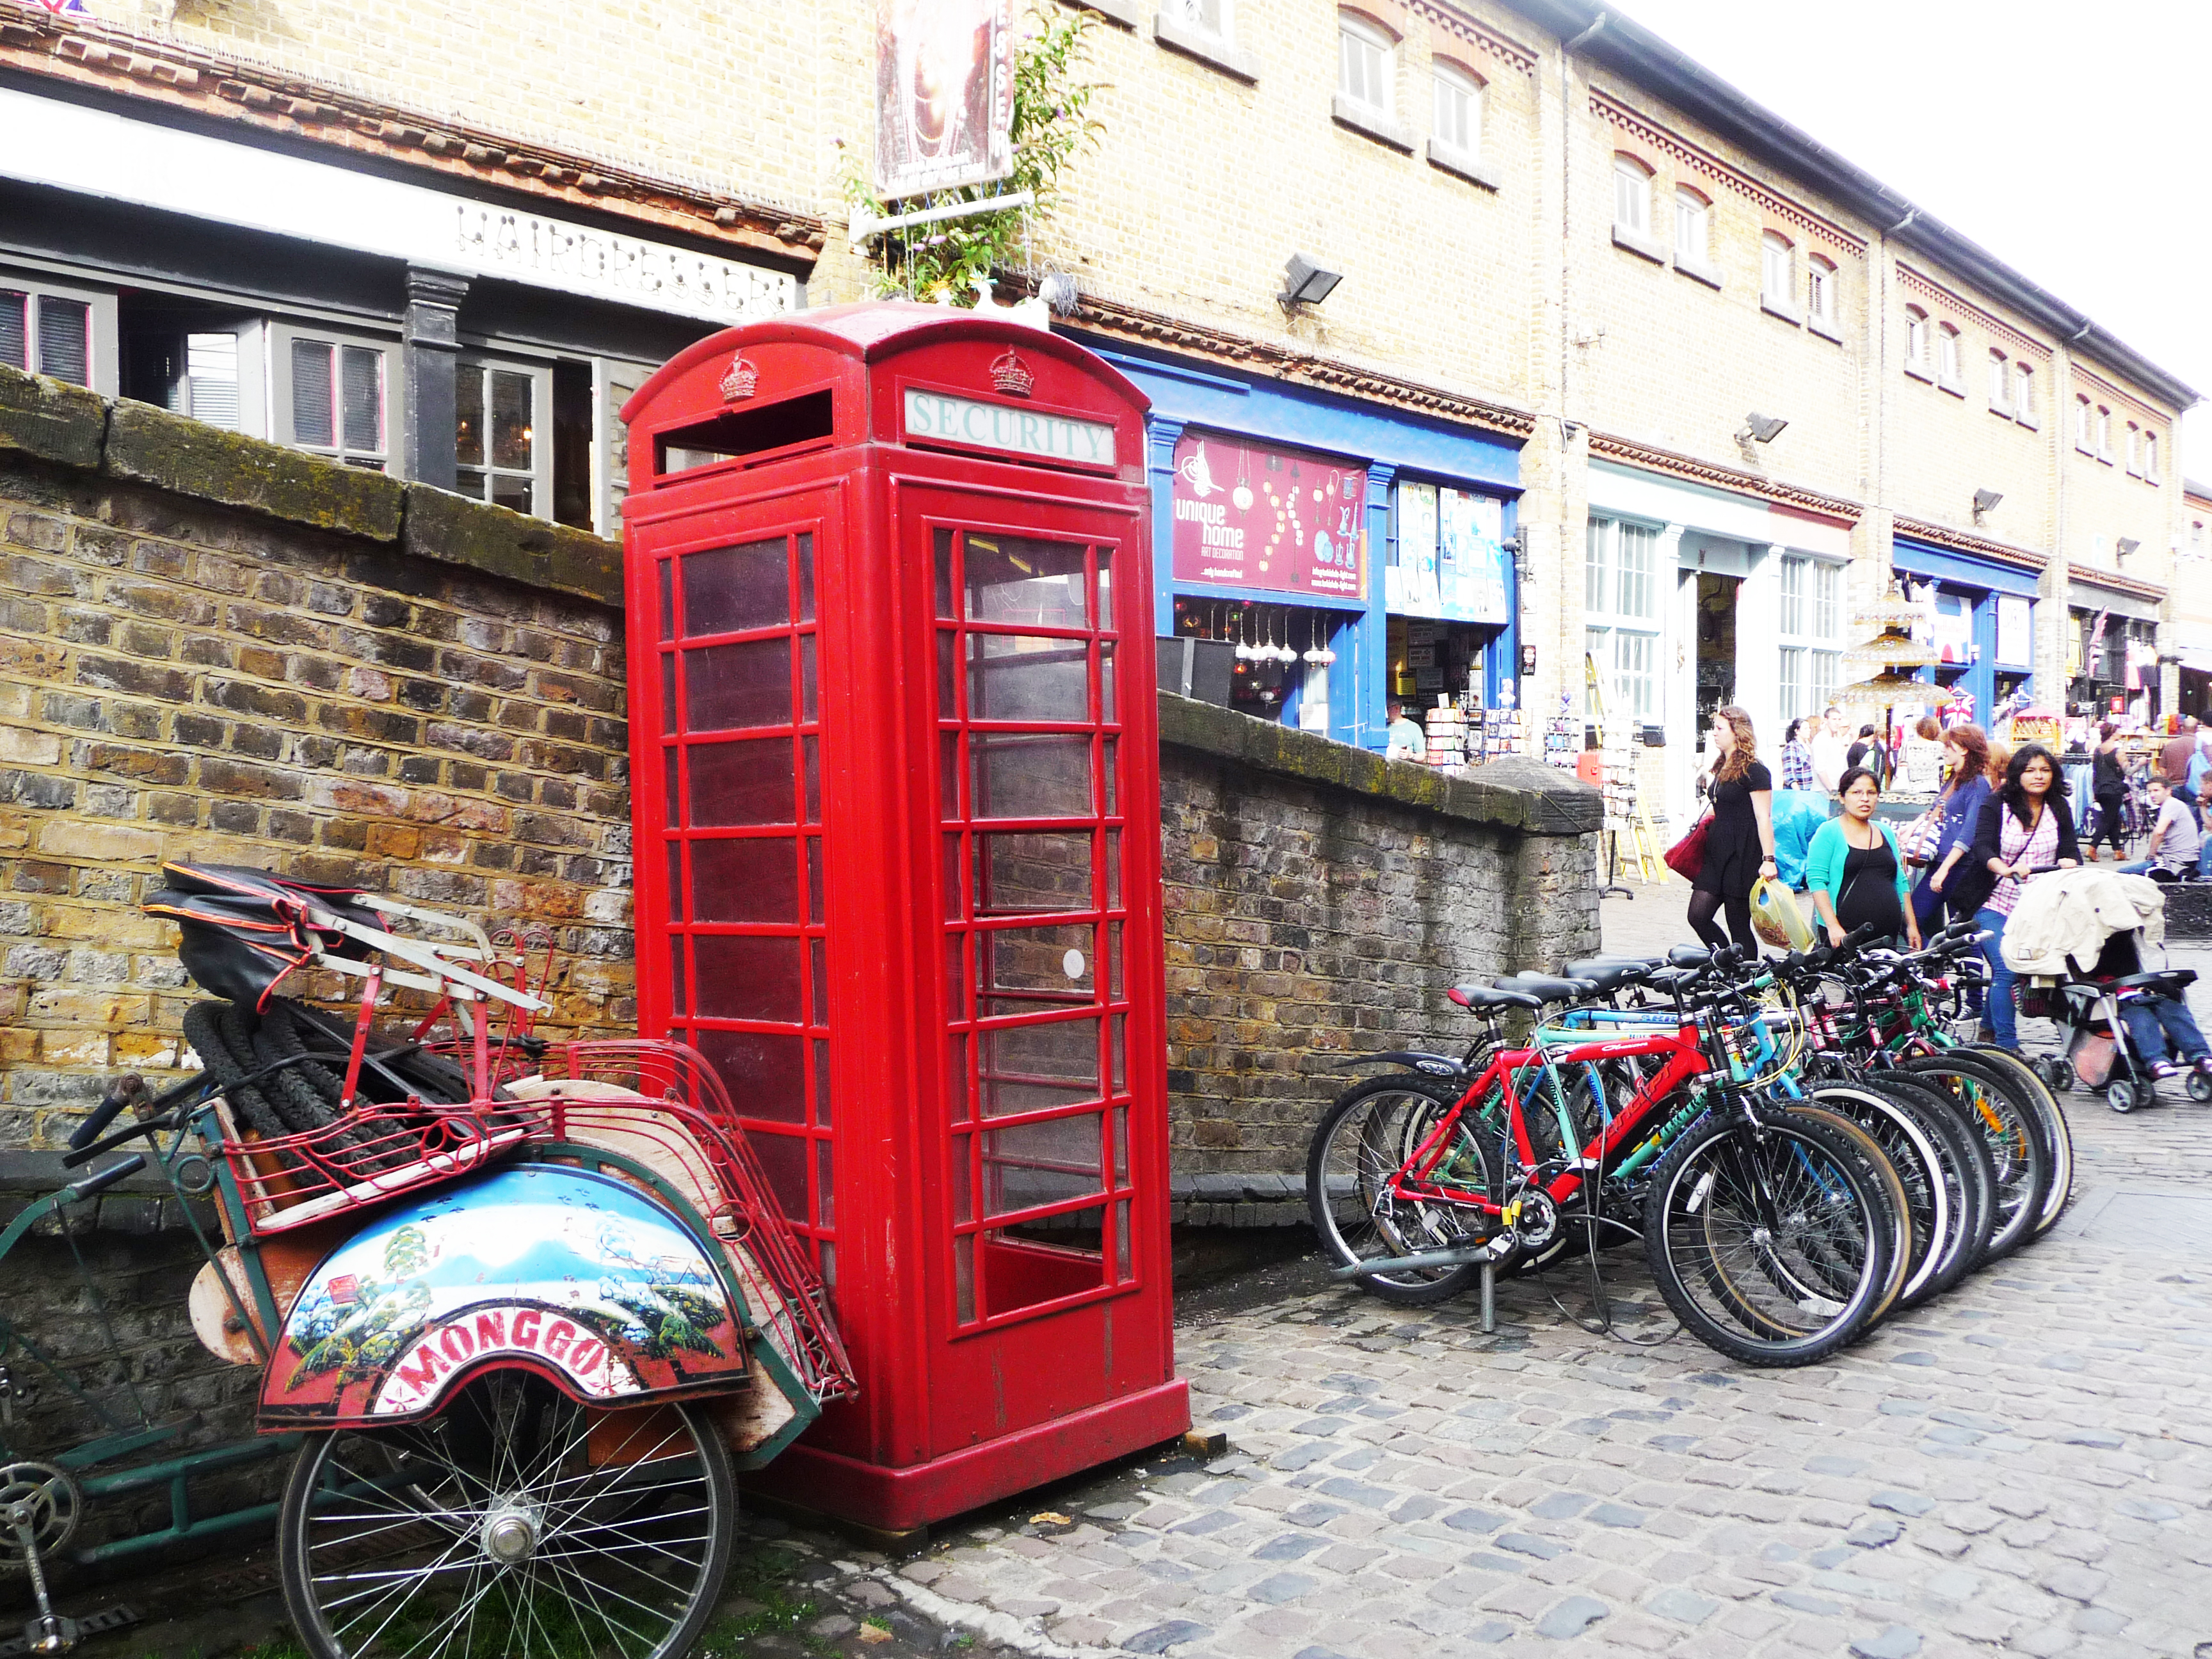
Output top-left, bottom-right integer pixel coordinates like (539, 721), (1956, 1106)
(1936, 323), (1961, 387)
(1431, 60), (1482, 153)
(2076, 394), (2094, 453)
(456, 356), (553, 515)
(0, 280), (109, 389)
(1161, 0), (1229, 35)
(2014, 362), (2036, 426)
(1806, 255), (1836, 329)
(1905, 306), (1929, 373)
(2193, 520), (2206, 553)
(1777, 554), (1843, 724)
(168, 332), (244, 431)
(1612, 155), (1653, 238)
(1761, 232), (1793, 308)
(2125, 422), (2141, 476)
(1338, 12), (1393, 112)
(273, 326), (392, 471)
(2097, 405), (2112, 461)
(1674, 188), (1711, 267)
(2144, 430), (2160, 483)
(1585, 517), (1660, 721)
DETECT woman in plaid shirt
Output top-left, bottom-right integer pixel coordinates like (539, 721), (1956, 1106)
(1778, 717), (1820, 794)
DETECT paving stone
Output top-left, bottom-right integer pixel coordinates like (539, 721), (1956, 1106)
(1253, 1534), (1322, 1562)
(1774, 1589), (1846, 1616)
(1126, 1621), (1214, 1653)
(1847, 1626), (1923, 1658)
(1869, 1490), (1935, 1517)
(1247, 1573), (1316, 1605)
(1496, 1533), (1568, 1560)
(1588, 1503), (1648, 1529)
(1645, 1587), (1719, 1624)
(1847, 1517), (1904, 1548)
(1532, 1595), (1610, 1639)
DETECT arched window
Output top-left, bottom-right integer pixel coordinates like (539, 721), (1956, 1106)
(1806, 254), (1836, 327)
(1338, 11), (1395, 112)
(1988, 349), (2011, 414)
(2126, 421), (2142, 474)
(2144, 429), (2160, 483)
(1431, 59), (1483, 153)
(2013, 362), (2035, 424)
(1761, 232), (1793, 306)
(2097, 405), (2113, 458)
(1904, 306), (1928, 371)
(1936, 323), (1960, 386)
(2076, 394), (2094, 451)
(1613, 154), (1653, 237)
(1673, 187), (1711, 266)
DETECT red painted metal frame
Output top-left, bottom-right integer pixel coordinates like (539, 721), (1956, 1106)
(620, 305), (1185, 1529)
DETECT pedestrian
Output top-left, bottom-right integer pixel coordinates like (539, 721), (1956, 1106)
(1384, 698), (1424, 761)
(2118, 774), (2199, 878)
(1900, 714), (1944, 794)
(2192, 726), (2212, 806)
(1845, 723), (1880, 773)
(2084, 721), (2129, 862)
(1770, 786), (1828, 890)
(1777, 717), (1819, 793)
(1809, 704), (1850, 795)
(1918, 722), (1998, 927)
(2160, 717), (2199, 808)
(1806, 767), (1921, 950)
(1969, 743), (2082, 1048)
(1688, 705), (1777, 954)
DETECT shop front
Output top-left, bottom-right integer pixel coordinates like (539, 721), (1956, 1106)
(2175, 621), (2212, 722)
(1886, 536), (2040, 730)
(2066, 574), (2165, 725)
(1075, 339), (1523, 753)
(1584, 462), (1855, 831)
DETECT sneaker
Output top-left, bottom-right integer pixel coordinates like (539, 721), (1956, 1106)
(2151, 1061), (2180, 1080)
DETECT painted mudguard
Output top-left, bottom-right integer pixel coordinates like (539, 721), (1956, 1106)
(259, 1162), (748, 1429)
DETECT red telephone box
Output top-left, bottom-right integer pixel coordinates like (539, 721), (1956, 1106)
(620, 304), (1187, 1529)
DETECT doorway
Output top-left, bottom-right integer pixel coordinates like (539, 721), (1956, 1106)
(1695, 572), (1740, 738)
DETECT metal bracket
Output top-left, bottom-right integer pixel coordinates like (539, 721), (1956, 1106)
(847, 190), (1036, 251)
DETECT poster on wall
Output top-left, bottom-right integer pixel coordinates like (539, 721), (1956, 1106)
(1928, 595), (1972, 664)
(874, 0), (1014, 200)
(1995, 595), (2032, 667)
(1391, 483), (1510, 624)
(1171, 431), (1368, 601)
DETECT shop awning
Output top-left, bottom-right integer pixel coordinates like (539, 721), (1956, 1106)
(1888, 538), (2042, 598)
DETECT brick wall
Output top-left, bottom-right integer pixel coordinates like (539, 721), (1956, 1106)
(1155, 694), (1599, 1219)
(0, 367), (631, 1146)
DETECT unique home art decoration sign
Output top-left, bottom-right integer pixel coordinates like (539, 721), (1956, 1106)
(1170, 431), (1367, 602)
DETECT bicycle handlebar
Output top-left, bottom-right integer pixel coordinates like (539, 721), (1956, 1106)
(68, 1073), (145, 1153)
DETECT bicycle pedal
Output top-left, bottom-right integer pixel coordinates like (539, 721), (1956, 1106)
(0, 1603), (138, 1657)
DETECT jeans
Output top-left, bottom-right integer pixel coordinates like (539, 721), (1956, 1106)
(1975, 907), (2018, 1048)
(2122, 997), (2211, 1066)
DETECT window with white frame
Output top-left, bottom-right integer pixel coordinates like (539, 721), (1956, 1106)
(167, 332), (246, 431)
(456, 355), (553, 515)
(2014, 361), (2036, 425)
(1937, 323), (1961, 387)
(1761, 232), (1793, 308)
(2126, 421), (2141, 476)
(272, 325), (394, 472)
(1431, 60), (1482, 153)
(1162, 0), (1230, 36)
(1777, 554), (1843, 723)
(0, 276), (113, 390)
(1338, 12), (1393, 111)
(2193, 519), (2206, 553)
(1904, 306), (1929, 373)
(1988, 349), (2010, 415)
(2097, 405), (2113, 460)
(2144, 430), (2160, 483)
(2076, 394), (2094, 452)
(1674, 187), (1711, 267)
(1585, 517), (1661, 721)
(1613, 155), (1653, 237)
(1806, 255), (1836, 328)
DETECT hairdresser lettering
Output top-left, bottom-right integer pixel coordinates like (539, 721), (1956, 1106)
(902, 388), (1116, 466)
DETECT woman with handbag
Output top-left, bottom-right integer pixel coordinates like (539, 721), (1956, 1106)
(1914, 722), (1996, 929)
(1687, 705), (1777, 952)
(1969, 743), (2082, 1048)
(1806, 767), (1921, 950)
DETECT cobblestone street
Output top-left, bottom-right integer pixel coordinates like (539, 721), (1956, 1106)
(831, 881), (2212, 1659)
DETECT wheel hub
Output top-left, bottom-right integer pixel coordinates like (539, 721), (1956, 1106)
(481, 1502), (541, 1566)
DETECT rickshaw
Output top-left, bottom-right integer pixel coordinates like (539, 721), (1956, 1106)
(1, 862), (853, 1659)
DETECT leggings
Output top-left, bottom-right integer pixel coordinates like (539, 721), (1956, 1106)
(1687, 884), (1756, 954)
(2088, 790), (2128, 854)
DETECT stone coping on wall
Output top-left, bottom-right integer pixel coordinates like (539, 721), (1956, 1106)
(0, 364), (622, 609)
(1157, 691), (1602, 837)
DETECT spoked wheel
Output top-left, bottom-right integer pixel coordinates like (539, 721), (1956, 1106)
(1306, 1075), (1498, 1304)
(2189, 1070), (2212, 1104)
(279, 1369), (735, 1659)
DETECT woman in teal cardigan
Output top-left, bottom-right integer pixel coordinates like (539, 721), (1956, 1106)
(1804, 766), (1921, 950)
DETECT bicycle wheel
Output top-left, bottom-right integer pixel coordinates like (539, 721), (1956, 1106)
(1900, 1055), (2050, 1263)
(1786, 1103), (1912, 1326)
(1307, 1075), (1497, 1304)
(1805, 1086), (1962, 1310)
(279, 1370), (735, 1659)
(1865, 1070), (1997, 1294)
(1642, 1110), (1895, 1366)
(1953, 1044), (2074, 1238)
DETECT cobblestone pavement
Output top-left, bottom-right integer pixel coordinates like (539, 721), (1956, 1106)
(847, 879), (2212, 1659)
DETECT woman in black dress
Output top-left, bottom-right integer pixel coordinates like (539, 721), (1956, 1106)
(2085, 720), (2128, 860)
(1689, 704), (1777, 952)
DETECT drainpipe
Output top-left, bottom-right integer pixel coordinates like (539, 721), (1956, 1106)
(1559, 12), (1605, 719)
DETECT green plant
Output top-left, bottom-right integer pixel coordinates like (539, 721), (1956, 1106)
(842, 1), (1104, 303)
(699, 1547), (843, 1658)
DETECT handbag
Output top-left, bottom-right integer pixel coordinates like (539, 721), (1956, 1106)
(1895, 805), (1944, 865)
(1663, 812), (1713, 882)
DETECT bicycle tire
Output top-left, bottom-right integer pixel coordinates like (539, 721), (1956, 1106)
(1898, 1055), (2049, 1262)
(1805, 1086), (1961, 1311)
(1952, 1043), (2074, 1237)
(1306, 1074), (1495, 1304)
(1642, 1109), (1895, 1366)
(1787, 1103), (1912, 1326)
(182, 1000), (290, 1142)
(1864, 1070), (1997, 1295)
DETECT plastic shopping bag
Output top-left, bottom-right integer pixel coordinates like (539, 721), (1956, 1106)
(1750, 876), (1814, 951)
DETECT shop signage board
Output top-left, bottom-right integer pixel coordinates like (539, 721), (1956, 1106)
(1389, 481), (1511, 625)
(2012, 708), (2064, 745)
(874, 0), (1015, 199)
(1996, 595), (2032, 666)
(1170, 431), (1366, 602)
(902, 389), (1116, 466)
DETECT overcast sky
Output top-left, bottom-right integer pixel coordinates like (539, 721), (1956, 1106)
(1615, 0), (2212, 481)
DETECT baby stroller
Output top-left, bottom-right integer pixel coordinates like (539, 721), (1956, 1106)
(2023, 926), (2212, 1114)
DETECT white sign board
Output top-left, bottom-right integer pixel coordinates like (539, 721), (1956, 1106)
(1995, 595), (2032, 667)
(903, 389), (1115, 467)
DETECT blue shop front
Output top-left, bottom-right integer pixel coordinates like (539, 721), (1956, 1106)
(1888, 535), (2039, 726)
(1074, 338), (1524, 753)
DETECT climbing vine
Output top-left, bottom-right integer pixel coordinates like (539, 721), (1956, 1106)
(841, 2), (1104, 304)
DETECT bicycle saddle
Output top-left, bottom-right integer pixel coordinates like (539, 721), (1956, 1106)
(1560, 959), (1652, 993)
(1448, 984), (1544, 1012)
(1667, 945), (1714, 969)
(1495, 974), (1597, 1003)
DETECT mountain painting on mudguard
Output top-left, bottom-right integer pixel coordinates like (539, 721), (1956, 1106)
(260, 1162), (749, 1427)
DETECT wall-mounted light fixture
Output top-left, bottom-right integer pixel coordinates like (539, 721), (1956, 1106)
(1740, 413), (1789, 444)
(2116, 536), (2142, 559)
(1973, 489), (2003, 523)
(1279, 253), (1343, 309)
